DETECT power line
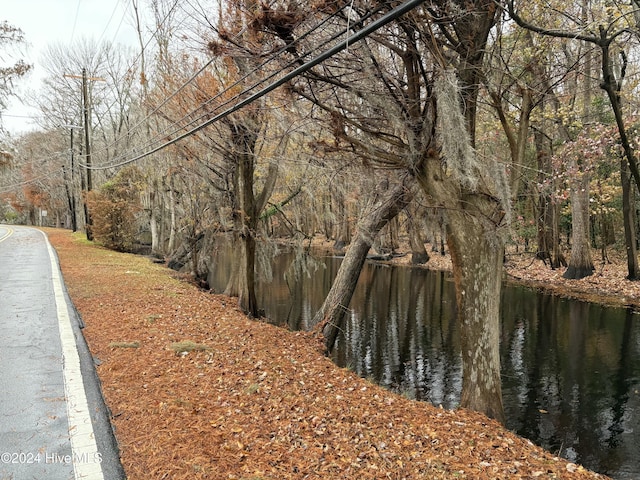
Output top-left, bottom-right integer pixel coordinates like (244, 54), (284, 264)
(69, 0), (82, 44)
(151, 1), (381, 141)
(85, 0), (182, 141)
(91, 0), (136, 51)
(86, 0), (424, 170)
(0, 166), (66, 194)
(86, 0), (356, 165)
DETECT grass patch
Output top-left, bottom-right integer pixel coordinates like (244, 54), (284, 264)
(71, 231), (94, 246)
(245, 383), (260, 395)
(401, 388), (417, 401)
(173, 398), (193, 408)
(170, 340), (210, 354)
(109, 341), (140, 349)
(146, 314), (162, 324)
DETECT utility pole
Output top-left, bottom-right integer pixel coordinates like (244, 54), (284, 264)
(64, 69), (105, 241)
(62, 124), (83, 232)
(82, 68), (92, 192)
(70, 127), (77, 231)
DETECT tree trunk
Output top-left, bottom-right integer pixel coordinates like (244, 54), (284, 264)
(238, 228), (259, 316)
(235, 124), (260, 317)
(535, 194), (554, 264)
(167, 176), (177, 255)
(315, 176), (413, 352)
(417, 143), (506, 424)
(149, 207), (159, 254)
(317, 234), (370, 352)
(406, 205), (429, 264)
(323, 192), (333, 240)
(621, 157), (639, 279)
(333, 188), (351, 251)
(224, 234), (240, 297)
(534, 129), (566, 269)
(387, 216), (400, 252)
(438, 215), (446, 256)
(564, 172), (594, 279)
(148, 179), (160, 256)
(551, 202), (566, 268)
(446, 208), (505, 423)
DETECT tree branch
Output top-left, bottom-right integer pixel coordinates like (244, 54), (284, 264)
(507, 0), (599, 44)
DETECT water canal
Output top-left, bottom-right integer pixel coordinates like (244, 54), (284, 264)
(207, 246), (640, 479)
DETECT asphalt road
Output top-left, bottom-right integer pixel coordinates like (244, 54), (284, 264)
(0, 225), (124, 480)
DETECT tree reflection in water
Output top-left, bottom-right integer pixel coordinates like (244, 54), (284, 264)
(208, 245), (640, 479)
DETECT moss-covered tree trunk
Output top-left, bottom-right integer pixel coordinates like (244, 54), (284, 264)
(417, 158), (506, 423)
(415, 0), (505, 421)
(447, 209), (505, 422)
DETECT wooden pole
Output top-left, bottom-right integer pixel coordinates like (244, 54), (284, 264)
(63, 70), (104, 241)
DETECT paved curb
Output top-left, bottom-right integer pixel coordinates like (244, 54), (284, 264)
(43, 231), (126, 480)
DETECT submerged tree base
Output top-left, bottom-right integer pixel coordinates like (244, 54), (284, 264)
(411, 251), (430, 265)
(563, 265), (595, 280)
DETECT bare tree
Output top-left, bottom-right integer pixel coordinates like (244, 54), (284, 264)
(149, 0), (285, 316)
(3, 129), (68, 225)
(508, 0), (640, 279)
(0, 21), (31, 116)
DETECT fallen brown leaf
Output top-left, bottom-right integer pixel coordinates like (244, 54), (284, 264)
(45, 228), (610, 480)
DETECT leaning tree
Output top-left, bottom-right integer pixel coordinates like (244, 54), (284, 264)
(255, 0), (509, 422)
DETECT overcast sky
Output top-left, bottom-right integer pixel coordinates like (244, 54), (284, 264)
(2, 0), (140, 133)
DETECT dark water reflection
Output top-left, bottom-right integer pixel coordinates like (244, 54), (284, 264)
(208, 246), (640, 479)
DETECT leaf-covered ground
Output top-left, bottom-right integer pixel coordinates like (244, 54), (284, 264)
(45, 228), (610, 479)
(504, 252), (640, 309)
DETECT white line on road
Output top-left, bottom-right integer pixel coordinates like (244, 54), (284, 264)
(40, 230), (105, 480)
(0, 226), (13, 243)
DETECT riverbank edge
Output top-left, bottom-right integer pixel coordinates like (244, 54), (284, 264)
(44, 228), (609, 479)
(303, 236), (640, 311)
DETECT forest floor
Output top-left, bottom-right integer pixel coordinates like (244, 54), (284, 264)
(503, 250), (640, 310)
(44, 227), (617, 480)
